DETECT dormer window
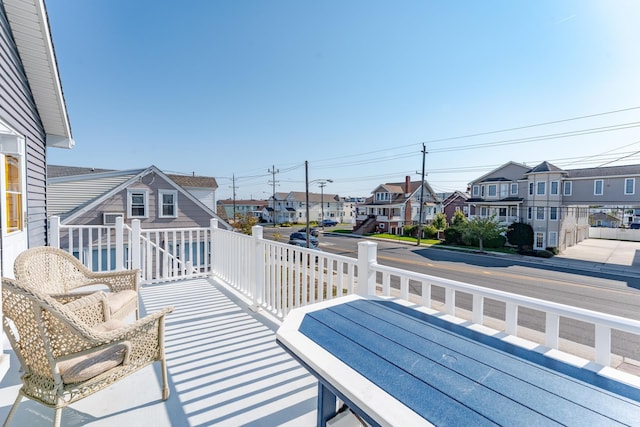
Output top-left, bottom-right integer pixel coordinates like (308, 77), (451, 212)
(376, 192), (391, 201)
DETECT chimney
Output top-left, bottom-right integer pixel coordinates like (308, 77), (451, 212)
(405, 176), (411, 196)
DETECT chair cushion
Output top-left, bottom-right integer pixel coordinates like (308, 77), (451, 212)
(59, 343), (128, 384)
(93, 318), (128, 333)
(106, 290), (137, 315)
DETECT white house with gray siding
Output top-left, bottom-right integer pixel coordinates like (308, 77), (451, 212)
(47, 165), (231, 230)
(0, 0), (74, 379)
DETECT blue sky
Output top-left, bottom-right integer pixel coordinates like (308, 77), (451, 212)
(46, 1), (640, 200)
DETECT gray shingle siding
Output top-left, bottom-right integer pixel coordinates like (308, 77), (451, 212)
(0, 2), (48, 246)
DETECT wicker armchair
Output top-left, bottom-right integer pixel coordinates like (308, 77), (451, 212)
(14, 246), (140, 320)
(1, 277), (173, 427)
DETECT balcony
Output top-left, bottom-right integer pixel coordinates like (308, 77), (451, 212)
(2, 219), (640, 425)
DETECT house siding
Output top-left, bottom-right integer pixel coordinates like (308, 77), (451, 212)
(0, 2), (47, 246)
(68, 176), (216, 229)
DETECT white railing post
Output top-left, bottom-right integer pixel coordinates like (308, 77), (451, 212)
(357, 241), (377, 296)
(115, 216), (125, 270)
(130, 219), (141, 272)
(210, 218), (219, 277)
(252, 225), (265, 311)
(50, 216), (60, 248)
(595, 324), (611, 366)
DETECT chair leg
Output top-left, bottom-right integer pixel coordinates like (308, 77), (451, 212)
(3, 394), (23, 427)
(53, 408), (63, 427)
(161, 358), (170, 400)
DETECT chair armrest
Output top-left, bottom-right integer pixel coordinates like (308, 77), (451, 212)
(85, 269), (140, 293)
(48, 306), (174, 360)
(63, 291), (111, 326)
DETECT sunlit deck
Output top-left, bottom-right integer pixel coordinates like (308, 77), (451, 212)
(0, 277), (318, 426)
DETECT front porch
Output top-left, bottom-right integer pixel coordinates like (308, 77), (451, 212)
(0, 277), (318, 426)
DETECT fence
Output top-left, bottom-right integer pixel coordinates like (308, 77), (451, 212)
(49, 217), (640, 372)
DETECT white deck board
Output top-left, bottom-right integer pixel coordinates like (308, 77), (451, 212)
(0, 278), (317, 426)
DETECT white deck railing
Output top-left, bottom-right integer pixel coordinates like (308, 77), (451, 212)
(49, 217), (640, 371)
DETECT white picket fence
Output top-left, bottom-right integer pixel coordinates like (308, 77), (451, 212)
(49, 216), (640, 371)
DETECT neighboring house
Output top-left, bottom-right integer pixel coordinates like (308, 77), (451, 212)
(1, 0), (74, 379)
(342, 197), (366, 224)
(589, 212), (621, 228)
(354, 176), (441, 235)
(217, 199), (268, 221)
(47, 165), (232, 230)
(442, 191), (473, 225)
(466, 161), (640, 251)
(167, 173), (218, 212)
(266, 191), (343, 224)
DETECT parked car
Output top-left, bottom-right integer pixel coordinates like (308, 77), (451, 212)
(320, 219), (338, 227)
(289, 232), (319, 247)
(298, 227), (319, 237)
(631, 223), (640, 229)
(288, 239), (321, 249)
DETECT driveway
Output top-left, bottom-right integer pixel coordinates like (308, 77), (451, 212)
(557, 239), (640, 268)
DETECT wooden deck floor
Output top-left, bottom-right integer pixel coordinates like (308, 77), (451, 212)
(0, 278), (318, 426)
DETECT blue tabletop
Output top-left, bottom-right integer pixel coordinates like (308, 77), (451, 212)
(298, 299), (640, 426)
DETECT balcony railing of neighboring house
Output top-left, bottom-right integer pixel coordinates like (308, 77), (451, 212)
(49, 216), (207, 284)
(49, 217), (640, 375)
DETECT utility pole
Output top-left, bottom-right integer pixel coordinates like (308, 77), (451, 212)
(268, 165), (279, 225)
(416, 143), (427, 246)
(230, 174), (238, 222)
(305, 161), (310, 248)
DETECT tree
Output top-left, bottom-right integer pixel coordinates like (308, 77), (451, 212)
(433, 213), (447, 230)
(451, 210), (467, 227)
(233, 213), (259, 235)
(506, 222), (534, 251)
(461, 214), (506, 252)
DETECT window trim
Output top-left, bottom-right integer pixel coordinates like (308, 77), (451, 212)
(127, 189), (149, 219)
(536, 206), (545, 220)
(158, 189), (178, 218)
(563, 181), (572, 196)
(550, 181), (559, 195)
(472, 185), (479, 197)
(487, 184), (497, 197)
(549, 206), (558, 221)
(510, 183), (518, 195)
(536, 181), (546, 196)
(625, 178), (635, 195)
(594, 179), (604, 196)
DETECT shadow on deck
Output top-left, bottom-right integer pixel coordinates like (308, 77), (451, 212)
(0, 278), (318, 426)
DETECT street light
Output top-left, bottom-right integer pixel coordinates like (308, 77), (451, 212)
(304, 162), (333, 247)
(317, 179), (333, 229)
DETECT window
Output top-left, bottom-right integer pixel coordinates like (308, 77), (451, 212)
(159, 190), (178, 218)
(625, 178), (635, 195)
(500, 184), (508, 198)
(481, 207), (488, 216)
(550, 181), (559, 195)
(510, 183), (518, 195)
(528, 182), (534, 195)
(472, 185), (479, 196)
(535, 232), (545, 250)
(536, 206), (545, 220)
(128, 189), (148, 218)
(4, 155), (23, 233)
(536, 181), (546, 195)
(488, 184), (497, 197)
(527, 207), (532, 220)
(498, 208), (507, 217)
(594, 179), (603, 196)
(548, 232), (557, 247)
(563, 181), (572, 196)
(549, 206), (558, 220)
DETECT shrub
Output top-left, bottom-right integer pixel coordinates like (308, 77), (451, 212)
(422, 224), (438, 239)
(506, 222), (534, 250)
(403, 225), (417, 237)
(444, 227), (463, 245)
(536, 250), (554, 258)
(546, 247), (559, 255)
(484, 234), (506, 248)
